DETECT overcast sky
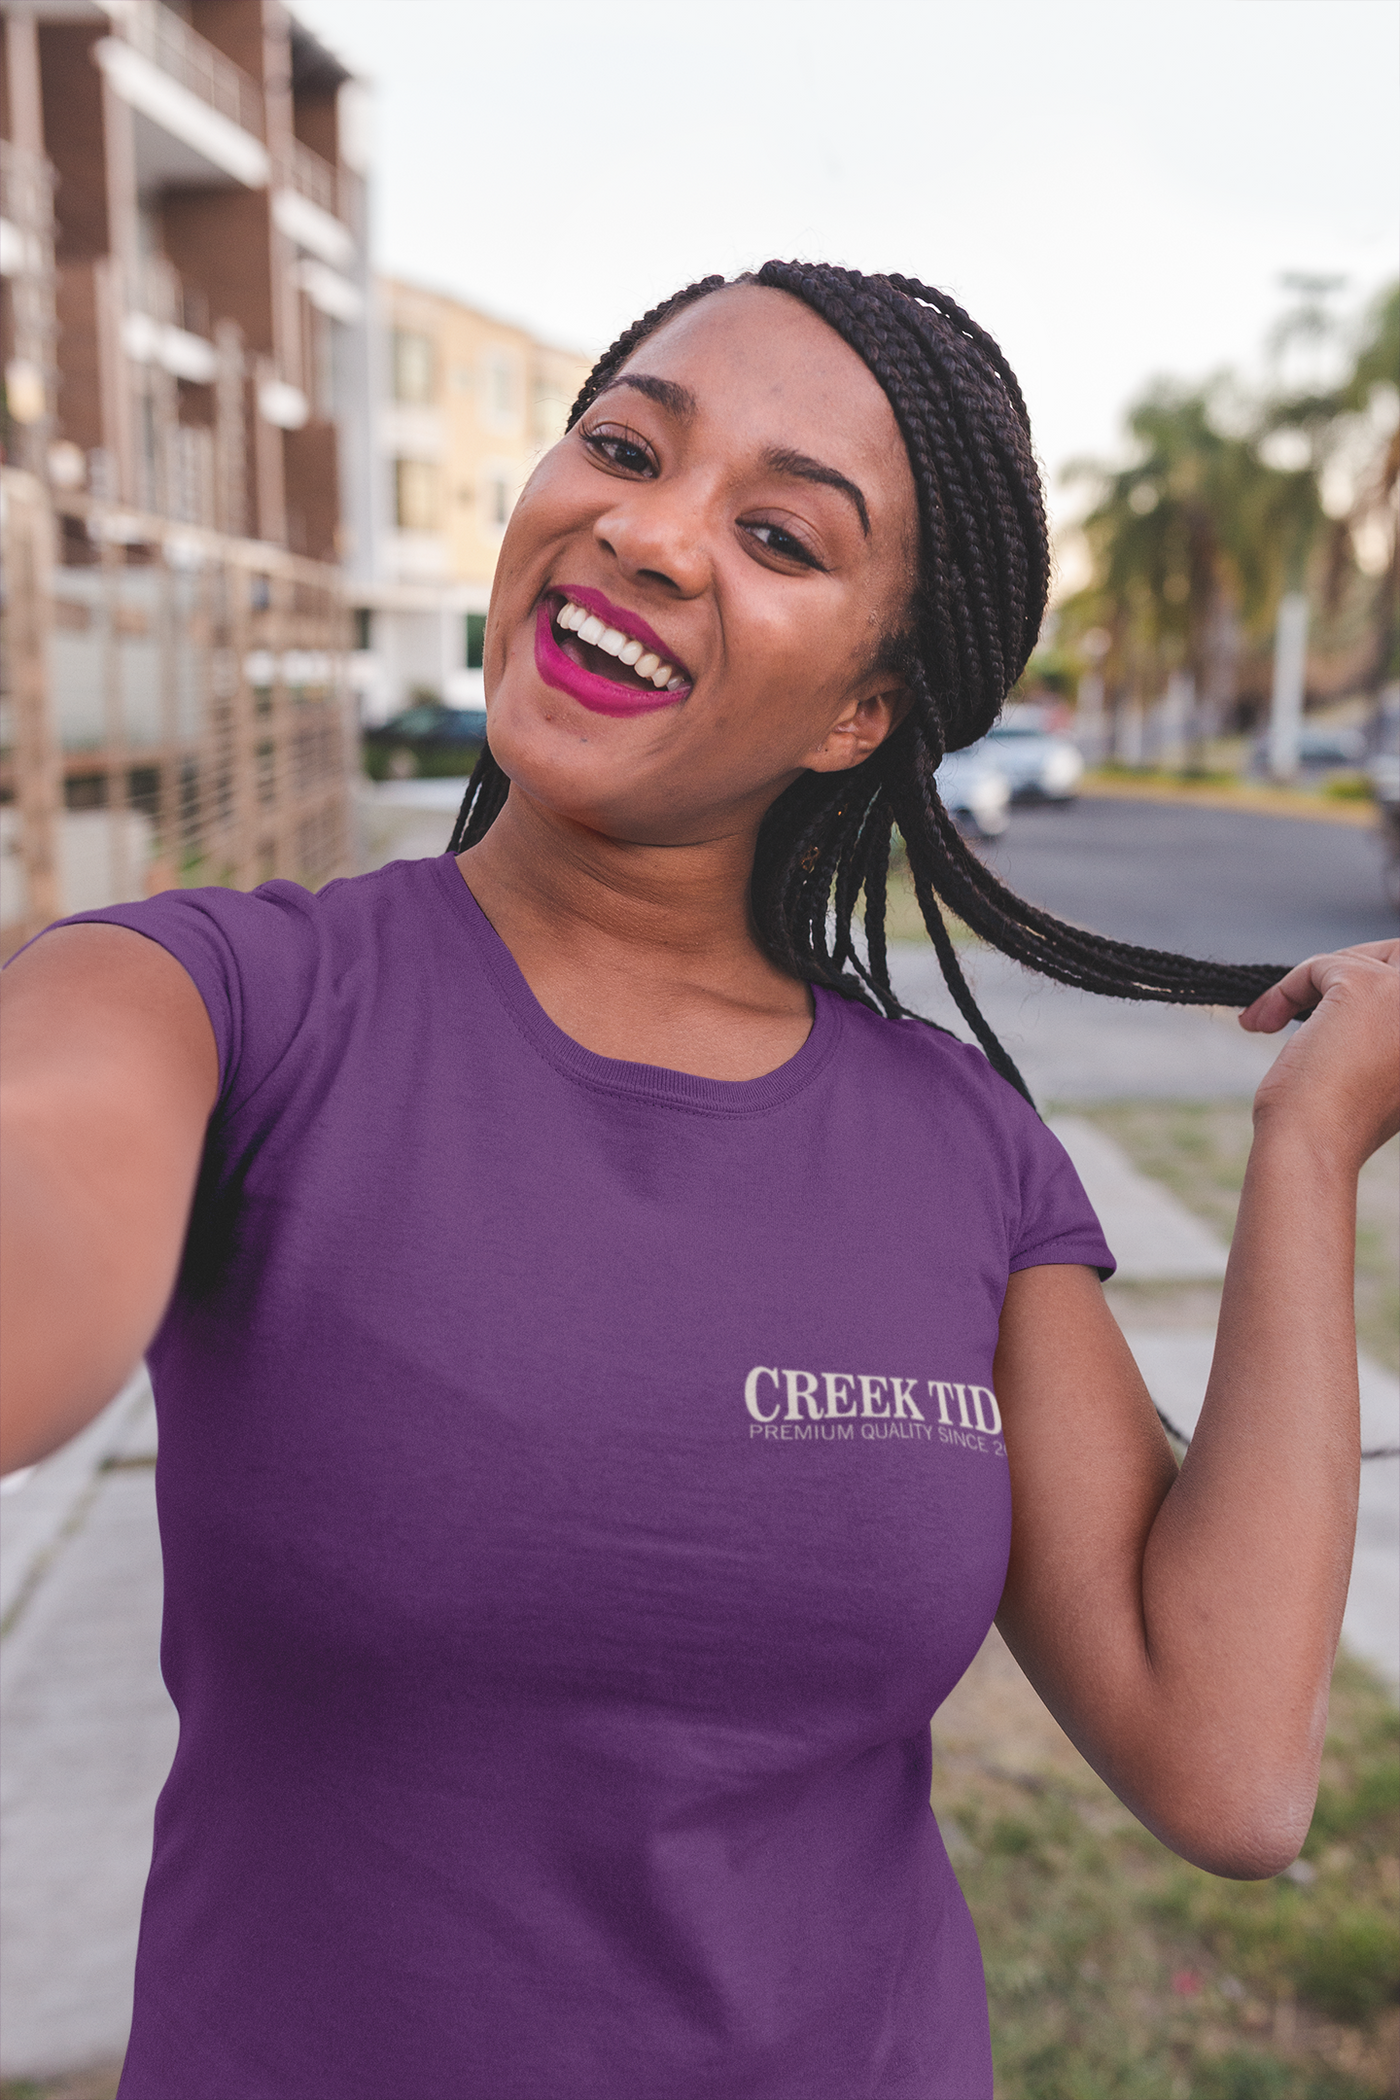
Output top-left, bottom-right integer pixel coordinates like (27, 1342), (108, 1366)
(296, 0), (1399, 545)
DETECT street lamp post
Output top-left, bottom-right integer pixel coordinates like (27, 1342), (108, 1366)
(1268, 592), (1309, 783)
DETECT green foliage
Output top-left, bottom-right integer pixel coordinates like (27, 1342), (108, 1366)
(990, 1814), (1042, 1858)
(1156, 1869), (1400, 2027)
(1059, 280), (1399, 719)
(1071, 1103), (1400, 1376)
(1309, 1737), (1400, 1848)
(935, 1648), (1400, 2098)
(1297, 1918), (1400, 2024)
(1190, 2058), (1377, 2100)
(1067, 383), (1320, 654)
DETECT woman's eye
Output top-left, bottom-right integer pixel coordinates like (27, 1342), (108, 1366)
(580, 424), (655, 475)
(744, 520), (822, 569)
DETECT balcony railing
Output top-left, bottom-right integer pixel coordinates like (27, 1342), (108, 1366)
(118, 0), (265, 141)
(0, 138), (56, 253)
(289, 138), (339, 221)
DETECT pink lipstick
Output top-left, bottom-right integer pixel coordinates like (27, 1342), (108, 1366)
(533, 589), (692, 719)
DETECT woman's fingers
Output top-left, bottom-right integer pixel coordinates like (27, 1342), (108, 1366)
(1240, 940), (1399, 1034)
(1239, 954), (1333, 1034)
(1244, 941), (1400, 1167)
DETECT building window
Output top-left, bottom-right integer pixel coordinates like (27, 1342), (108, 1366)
(353, 607), (373, 651)
(485, 472), (510, 531)
(534, 380), (569, 446)
(465, 613), (486, 670)
(395, 459), (439, 531)
(392, 330), (435, 405)
(483, 350), (520, 429)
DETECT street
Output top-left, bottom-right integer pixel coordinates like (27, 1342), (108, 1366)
(980, 797), (1396, 962)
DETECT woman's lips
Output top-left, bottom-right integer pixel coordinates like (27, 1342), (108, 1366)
(554, 584), (687, 677)
(533, 596), (691, 718)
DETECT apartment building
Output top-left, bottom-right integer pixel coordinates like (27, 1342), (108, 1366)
(0, 0), (372, 956)
(352, 276), (591, 722)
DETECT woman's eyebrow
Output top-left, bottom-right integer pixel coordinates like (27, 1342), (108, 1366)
(762, 447), (870, 536)
(594, 373), (698, 418)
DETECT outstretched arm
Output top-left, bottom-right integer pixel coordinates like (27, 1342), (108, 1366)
(0, 924), (217, 1472)
(994, 940), (1399, 1879)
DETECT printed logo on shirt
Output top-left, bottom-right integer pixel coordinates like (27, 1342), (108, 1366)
(742, 1368), (1006, 1457)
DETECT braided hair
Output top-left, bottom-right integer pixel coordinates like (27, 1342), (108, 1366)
(448, 263), (1288, 1103)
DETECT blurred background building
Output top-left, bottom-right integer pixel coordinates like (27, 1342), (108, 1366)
(349, 275), (589, 724)
(0, 0), (372, 957)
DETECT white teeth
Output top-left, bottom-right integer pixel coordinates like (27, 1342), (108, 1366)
(556, 604), (687, 689)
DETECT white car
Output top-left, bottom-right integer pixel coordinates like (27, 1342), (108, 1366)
(979, 714), (1085, 803)
(935, 746), (1012, 837)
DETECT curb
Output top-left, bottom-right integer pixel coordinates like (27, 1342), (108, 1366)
(1076, 776), (1379, 829)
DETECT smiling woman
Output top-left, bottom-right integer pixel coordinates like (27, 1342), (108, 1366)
(1, 263), (1396, 2100)
(452, 265), (1296, 1098)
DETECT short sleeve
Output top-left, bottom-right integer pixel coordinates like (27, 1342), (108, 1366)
(1007, 1111), (1116, 1281)
(32, 881), (326, 1117)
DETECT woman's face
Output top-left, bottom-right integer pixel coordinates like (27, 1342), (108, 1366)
(482, 284), (919, 845)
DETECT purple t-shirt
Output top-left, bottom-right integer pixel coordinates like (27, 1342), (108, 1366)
(60, 854), (1111, 2097)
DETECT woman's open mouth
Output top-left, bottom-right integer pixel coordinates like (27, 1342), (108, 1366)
(533, 586), (693, 718)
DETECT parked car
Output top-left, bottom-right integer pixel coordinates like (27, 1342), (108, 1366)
(978, 713), (1085, 802)
(1247, 723), (1369, 780)
(363, 702), (488, 780)
(935, 745), (1012, 837)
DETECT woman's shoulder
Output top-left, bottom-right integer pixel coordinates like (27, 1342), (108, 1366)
(46, 855), (464, 1109)
(56, 853), (455, 964)
(829, 991), (1114, 1275)
(832, 989), (1037, 1121)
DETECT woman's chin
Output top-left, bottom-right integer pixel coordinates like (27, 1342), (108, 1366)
(481, 708), (656, 831)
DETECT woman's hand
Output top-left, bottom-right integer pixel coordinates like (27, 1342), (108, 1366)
(1241, 939), (1400, 1170)
(995, 945), (1397, 1880)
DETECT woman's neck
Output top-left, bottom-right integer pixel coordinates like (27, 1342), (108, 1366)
(456, 789), (815, 1079)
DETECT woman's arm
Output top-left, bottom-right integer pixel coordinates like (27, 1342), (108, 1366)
(0, 924), (218, 1472)
(994, 940), (1399, 1880)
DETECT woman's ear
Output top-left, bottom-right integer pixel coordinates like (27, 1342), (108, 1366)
(803, 684), (912, 773)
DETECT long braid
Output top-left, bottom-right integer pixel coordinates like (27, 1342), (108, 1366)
(448, 263), (1291, 1100)
(446, 739), (507, 853)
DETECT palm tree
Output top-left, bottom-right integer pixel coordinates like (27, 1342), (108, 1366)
(1261, 282), (1399, 695)
(1056, 285), (1397, 766)
(1061, 386), (1322, 764)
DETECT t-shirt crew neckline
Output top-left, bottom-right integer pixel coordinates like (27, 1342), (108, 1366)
(430, 851), (843, 1118)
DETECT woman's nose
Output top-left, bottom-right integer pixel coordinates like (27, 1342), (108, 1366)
(593, 479), (712, 599)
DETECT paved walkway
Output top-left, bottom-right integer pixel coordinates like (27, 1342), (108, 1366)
(887, 942), (1287, 1102)
(1, 1376), (172, 2079)
(1, 934), (1395, 2078)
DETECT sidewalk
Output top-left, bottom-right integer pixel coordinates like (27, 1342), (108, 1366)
(1, 1376), (173, 2080)
(886, 942), (1286, 1101)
